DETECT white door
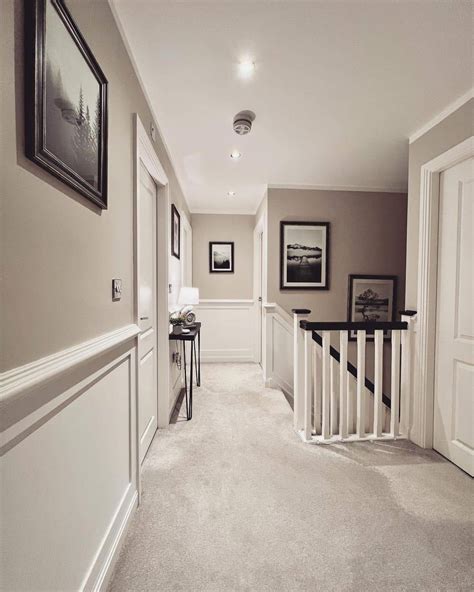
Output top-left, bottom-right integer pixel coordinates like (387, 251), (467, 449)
(433, 156), (474, 476)
(138, 161), (158, 463)
(258, 231), (264, 366)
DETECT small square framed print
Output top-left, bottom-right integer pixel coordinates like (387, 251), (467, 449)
(209, 242), (234, 273)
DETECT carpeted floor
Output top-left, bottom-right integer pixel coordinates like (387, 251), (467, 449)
(108, 363), (473, 592)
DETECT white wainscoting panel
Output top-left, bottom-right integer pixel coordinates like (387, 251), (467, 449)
(0, 334), (138, 592)
(263, 304), (294, 398)
(195, 300), (256, 362)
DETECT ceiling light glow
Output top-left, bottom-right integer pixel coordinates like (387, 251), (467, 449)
(227, 191), (236, 197)
(230, 150), (242, 160)
(238, 59), (255, 78)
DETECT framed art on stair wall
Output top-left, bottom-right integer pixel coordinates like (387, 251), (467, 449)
(280, 221), (330, 290)
(24, 0), (108, 208)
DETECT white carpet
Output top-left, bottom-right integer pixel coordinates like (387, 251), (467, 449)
(108, 363), (473, 592)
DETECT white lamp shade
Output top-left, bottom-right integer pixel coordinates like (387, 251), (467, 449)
(178, 286), (199, 305)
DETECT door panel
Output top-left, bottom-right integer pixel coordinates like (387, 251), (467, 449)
(138, 161), (158, 463)
(433, 157), (473, 476)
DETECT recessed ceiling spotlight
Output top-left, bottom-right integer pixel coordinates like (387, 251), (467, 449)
(227, 191), (236, 197)
(230, 150), (242, 160)
(238, 59), (256, 78)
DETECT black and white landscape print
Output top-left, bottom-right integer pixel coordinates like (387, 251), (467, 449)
(347, 275), (397, 340)
(25, 0), (108, 207)
(209, 242), (234, 273)
(280, 222), (329, 289)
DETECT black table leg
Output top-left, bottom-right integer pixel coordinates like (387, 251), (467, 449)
(182, 342), (189, 419)
(189, 340), (194, 420)
(197, 330), (201, 386)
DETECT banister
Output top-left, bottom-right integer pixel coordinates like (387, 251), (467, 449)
(312, 332), (392, 408)
(299, 320), (408, 331)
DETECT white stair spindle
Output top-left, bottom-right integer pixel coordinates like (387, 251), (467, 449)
(313, 343), (321, 435)
(400, 318), (413, 436)
(303, 330), (313, 440)
(390, 330), (401, 437)
(330, 356), (338, 435)
(356, 330), (366, 438)
(339, 331), (348, 439)
(374, 330), (384, 437)
(321, 331), (331, 440)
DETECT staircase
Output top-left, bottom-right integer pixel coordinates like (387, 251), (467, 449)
(292, 310), (415, 444)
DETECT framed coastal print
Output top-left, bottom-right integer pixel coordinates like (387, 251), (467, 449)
(171, 204), (180, 259)
(280, 222), (329, 289)
(24, 0), (108, 208)
(347, 275), (398, 340)
(209, 242), (234, 273)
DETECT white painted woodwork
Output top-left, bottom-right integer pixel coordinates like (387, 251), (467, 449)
(137, 162), (158, 463)
(264, 304), (295, 402)
(134, 115), (170, 432)
(356, 330), (366, 438)
(1, 343), (138, 592)
(400, 315), (413, 436)
(433, 157), (474, 476)
(374, 330), (384, 437)
(313, 344), (322, 435)
(339, 331), (348, 438)
(321, 332), (331, 440)
(413, 136), (473, 449)
(195, 299), (256, 363)
(303, 331), (313, 440)
(390, 330), (401, 437)
(330, 356), (338, 435)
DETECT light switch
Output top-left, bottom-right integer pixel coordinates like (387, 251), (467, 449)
(112, 279), (122, 301)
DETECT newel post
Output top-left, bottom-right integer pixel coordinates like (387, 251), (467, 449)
(400, 311), (417, 438)
(292, 309), (311, 433)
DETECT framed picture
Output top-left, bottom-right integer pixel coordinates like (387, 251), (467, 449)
(24, 0), (108, 208)
(209, 242), (234, 273)
(171, 204), (180, 259)
(347, 274), (398, 340)
(280, 221), (329, 289)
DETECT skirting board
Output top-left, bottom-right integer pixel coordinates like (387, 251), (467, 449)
(84, 487), (138, 592)
(201, 348), (255, 363)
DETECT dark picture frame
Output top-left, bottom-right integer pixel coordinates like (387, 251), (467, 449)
(209, 241), (234, 273)
(24, 0), (108, 208)
(280, 221), (330, 290)
(171, 204), (180, 259)
(347, 274), (398, 341)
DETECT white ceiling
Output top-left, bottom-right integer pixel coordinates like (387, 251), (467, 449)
(111, 0), (472, 214)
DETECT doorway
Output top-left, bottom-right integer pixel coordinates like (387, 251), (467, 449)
(433, 156), (473, 476)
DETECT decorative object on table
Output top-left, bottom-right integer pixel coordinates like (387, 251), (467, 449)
(178, 287), (199, 326)
(280, 221), (329, 289)
(24, 0), (108, 208)
(171, 204), (180, 259)
(209, 241), (234, 273)
(347, 274), (398, 341)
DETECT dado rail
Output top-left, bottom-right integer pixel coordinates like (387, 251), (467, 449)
(292, 310), (416, 444)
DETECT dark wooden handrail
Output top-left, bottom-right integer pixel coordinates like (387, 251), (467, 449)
(300, 320), (408, 331)
(312, 331), (392, 409)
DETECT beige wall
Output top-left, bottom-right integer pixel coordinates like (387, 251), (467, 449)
(0, 0), (189, 371)
(267, 188), (407, 317)
(405, 99), (473, 308)
(191, 214), (254, 299)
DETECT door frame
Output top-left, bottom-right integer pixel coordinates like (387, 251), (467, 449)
(412, 135), (473, 449)
(253, 209), (267, 365)
(134, 114), (170, 453)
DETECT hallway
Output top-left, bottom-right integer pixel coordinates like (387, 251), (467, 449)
(108, 364), (473, 592)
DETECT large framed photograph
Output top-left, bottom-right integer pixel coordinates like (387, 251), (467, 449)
(171, 204), (180, 259)
(347, 274), (398, 340)
(280, 222), (329, 289)
(209, 242), (234, 273)
(24, 0), (108, 208)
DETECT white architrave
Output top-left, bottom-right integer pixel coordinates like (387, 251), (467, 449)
(412, 135), (473, 448)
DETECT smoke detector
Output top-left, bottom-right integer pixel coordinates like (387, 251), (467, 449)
(233, 110), (256, 135)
